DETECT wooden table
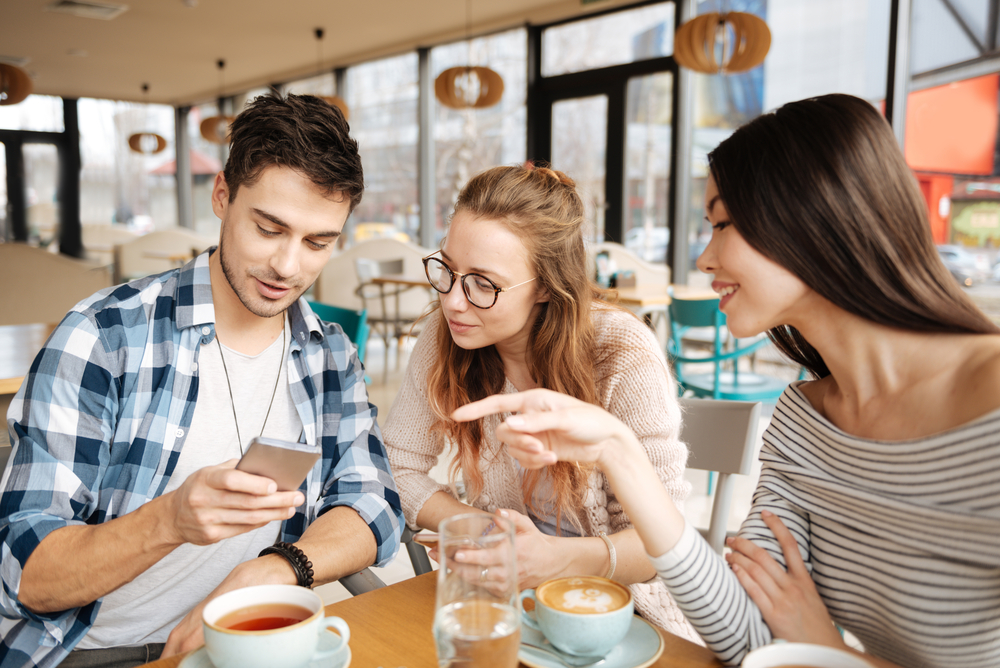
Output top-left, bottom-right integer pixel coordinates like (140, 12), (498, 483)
(139, 572), (722, 668)
(0, 323), (54, 396)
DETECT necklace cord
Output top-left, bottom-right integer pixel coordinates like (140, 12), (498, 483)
(217, 323), (286, 455)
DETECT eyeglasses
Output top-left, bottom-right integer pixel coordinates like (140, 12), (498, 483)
(422, 252), (537, 309)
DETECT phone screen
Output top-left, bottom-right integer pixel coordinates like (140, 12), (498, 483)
(236, 437), (320, 492)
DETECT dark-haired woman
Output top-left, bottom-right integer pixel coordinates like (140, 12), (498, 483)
(383, 164), (701, 643)
(454, 94), (1000, 668)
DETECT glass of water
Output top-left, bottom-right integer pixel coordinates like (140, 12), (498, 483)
(433, 513), (521, 668)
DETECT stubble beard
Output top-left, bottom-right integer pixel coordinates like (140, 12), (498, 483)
(218, 238), (301, 319)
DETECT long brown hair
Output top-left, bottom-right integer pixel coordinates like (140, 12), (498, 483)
(708, 94), (999, 378)
(427, 165), (610, 521)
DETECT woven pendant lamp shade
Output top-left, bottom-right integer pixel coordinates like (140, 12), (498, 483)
(435, 66), (504, 109)
(0, 64), (32, 106)
(127, 133), (168, 154)
(199, 115), (235, 144)
(674, 12), (771, 74)
(127, 83), (168, 154)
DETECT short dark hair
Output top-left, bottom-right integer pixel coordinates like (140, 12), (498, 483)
(709, 93), (998, 378)
(223, 93), (364, 211)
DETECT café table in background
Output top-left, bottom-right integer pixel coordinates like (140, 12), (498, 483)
(138, 572), (723, 668)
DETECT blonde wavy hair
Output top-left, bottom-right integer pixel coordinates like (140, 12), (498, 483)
(427, 164), (623, 526)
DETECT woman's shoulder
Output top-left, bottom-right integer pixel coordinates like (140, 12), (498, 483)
(590, 304), (670, 377)
(954, 333), (1000, 416)
(591, 304), (659, 348)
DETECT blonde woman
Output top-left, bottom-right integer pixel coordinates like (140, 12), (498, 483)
(383, 164), (699, 642)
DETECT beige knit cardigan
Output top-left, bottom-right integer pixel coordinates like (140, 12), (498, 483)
(383, 306), (701, 644)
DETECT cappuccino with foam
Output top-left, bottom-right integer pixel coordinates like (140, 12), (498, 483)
(536, 576), (631, 614)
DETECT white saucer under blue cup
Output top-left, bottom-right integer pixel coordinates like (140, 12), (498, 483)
(518, 615), (664, 668)
(178, 630), (351, 668)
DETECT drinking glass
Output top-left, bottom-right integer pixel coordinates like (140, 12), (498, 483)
(433, 513), (521, 668)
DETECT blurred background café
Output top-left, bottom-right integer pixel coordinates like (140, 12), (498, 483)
(0, 0), (995, 600)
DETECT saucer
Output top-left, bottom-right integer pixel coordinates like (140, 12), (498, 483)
(519, 616), (663, 668)
(178, 630), (351, 668)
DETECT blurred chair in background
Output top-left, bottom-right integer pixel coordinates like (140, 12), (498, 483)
(112, 227), (217, 284)
(307, 301), (369, 364)
(668, 295), (790, 402)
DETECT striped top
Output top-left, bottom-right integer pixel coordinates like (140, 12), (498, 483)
(651, 382), (1000, 668)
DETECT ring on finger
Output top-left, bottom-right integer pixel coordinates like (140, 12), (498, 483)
(480, 568), (488, 583)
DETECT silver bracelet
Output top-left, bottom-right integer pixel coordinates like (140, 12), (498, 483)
(597, 531), (617, 580)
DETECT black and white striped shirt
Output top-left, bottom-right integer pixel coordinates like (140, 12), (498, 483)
(651, 382), (1000, 668)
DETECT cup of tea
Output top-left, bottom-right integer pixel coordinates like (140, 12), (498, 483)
(742, 642), (875, 668)
(202, 584), (350, 668)
(519, 575), (633, 658)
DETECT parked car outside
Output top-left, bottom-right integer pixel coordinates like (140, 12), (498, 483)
(936, 244), (989, 286)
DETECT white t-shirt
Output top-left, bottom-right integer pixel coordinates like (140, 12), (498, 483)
(78, 319), (303, 648)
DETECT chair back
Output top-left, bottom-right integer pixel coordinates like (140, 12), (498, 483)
(113, 227), (217, 284)
(680, 397), (761, 553)
(587, 241), (671, 286)
(356, 258), (405, 284)
(0, 243), (111, 326)
(307, 301), (369, 363)
(668, 296), (789, 402)
(314, 238), (432, 320)
(669, 297), (725, 330)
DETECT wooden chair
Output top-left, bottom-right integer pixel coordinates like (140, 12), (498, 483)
(112, 227), (217, 284)
(668, 296), (789, 402)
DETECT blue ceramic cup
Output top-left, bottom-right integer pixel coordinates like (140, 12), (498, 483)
(202, 584), (350, 668)
(519, 576), (633, 658)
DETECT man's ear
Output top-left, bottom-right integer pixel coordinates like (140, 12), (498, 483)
(210, 171), (230, 220)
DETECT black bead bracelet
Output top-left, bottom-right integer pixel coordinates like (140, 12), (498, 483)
(259, 541), (315, 588)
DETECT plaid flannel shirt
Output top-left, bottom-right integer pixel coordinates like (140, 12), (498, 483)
(0, 250), (402, 668)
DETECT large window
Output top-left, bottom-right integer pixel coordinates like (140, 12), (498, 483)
(344, 53), (419, 246)
(534, 2), (676, 260)
(682, 0), (892, 282)
(78, 98), (177, 236)
(542, 2), (676, 76)
(0, 95), (64, 133)
(431, 28), (527, 245)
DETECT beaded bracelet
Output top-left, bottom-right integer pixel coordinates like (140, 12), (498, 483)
(259, 541), (315, 588)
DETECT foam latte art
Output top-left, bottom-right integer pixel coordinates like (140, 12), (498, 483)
(562, 588), (616, 612)
(536, 576), (631, 615)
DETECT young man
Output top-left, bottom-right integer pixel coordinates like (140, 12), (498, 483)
(0, 94), (402, 668)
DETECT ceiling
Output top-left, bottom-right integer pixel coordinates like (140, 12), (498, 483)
(0, 0), (628, 107)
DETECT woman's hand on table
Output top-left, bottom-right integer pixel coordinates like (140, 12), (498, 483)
(426, 509), (569, 589)
(725, 511), (845, 648)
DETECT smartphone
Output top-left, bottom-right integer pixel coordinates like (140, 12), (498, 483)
(235, 437), (321, 492)
(412, 532), (440, 548)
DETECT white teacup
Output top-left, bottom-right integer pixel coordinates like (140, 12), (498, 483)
(202, 584), (350, 668)
(743, 642), (875, 668)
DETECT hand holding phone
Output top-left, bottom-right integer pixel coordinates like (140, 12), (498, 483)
(235, 437), (320, 492)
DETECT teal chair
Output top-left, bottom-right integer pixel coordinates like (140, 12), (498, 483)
(307, 301), (369, 364)
(667, 296), (789, 402)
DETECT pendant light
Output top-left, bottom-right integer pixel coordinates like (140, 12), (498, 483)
(313, 28), (350, 120)
(434, 0), (504, 109)
(0, 63), (32, 106)
(200, 59), (235, 144)
(673, 6), (771, 75)
(127, 83), (168, 155)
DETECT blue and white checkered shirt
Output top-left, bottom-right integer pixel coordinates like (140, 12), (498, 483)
(0, 250), (402, 667)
